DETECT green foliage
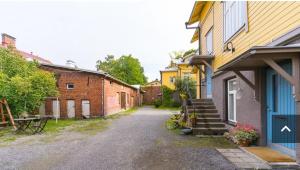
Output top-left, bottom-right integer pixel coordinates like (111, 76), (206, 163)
(174, 77), (196, 99)
(0, 48), (58, 116)
(161, 86), (176, 107)
(165, 119), (178, 130)
(96, 54), (147, 85)
(169, 48), (196, 60)
(153, 98), (161, 108)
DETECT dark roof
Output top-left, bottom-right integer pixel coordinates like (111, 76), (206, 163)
(218, 45), (300, 71)
(40, 63), (139, 90)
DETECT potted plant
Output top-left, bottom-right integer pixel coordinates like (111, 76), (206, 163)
(188, 112), (197, 127)
(226, 123), (258, 147)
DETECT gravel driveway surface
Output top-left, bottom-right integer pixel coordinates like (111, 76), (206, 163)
(0, 106), (236, 170)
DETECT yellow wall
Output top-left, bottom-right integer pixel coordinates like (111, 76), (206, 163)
(161, 64), (200, 98)
(161, 71), (177, 90)
(197, 1), (300, 71)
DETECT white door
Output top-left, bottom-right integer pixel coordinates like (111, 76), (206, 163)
(82, 100), (90, 117)
(39, 102), (45, 116)
(52, 100), (60, 118)
(227, 79), (237, 122)
(67, 100), (75, 118)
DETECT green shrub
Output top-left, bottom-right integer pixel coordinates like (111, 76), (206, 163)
(161, 86), (176, 107)
(153, 99), (161, 108)
(165, 119), (178, 130)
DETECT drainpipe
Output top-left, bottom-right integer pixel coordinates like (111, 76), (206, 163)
(185, 22), (202, 98)
(102, 73), (108, 117)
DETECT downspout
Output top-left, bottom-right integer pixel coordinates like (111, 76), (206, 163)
(102, 73), (108, 117)
(101, 77), (105, 116)
(185, 22), (202, 98)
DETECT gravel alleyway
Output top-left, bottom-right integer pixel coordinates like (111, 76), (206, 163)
(0, 106), (236, 170)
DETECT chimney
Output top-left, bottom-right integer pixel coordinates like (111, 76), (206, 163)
(2, 33), (16, 48)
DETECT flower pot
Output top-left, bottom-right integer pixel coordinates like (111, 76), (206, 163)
(239, 140), (251, 147)
(190, 118), (196, 127)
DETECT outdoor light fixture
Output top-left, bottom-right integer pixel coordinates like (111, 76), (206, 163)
(224, 41), (235, 53)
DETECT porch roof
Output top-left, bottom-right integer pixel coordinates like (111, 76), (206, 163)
(189, 54), (215, 65)
(218, 45), (300, 71)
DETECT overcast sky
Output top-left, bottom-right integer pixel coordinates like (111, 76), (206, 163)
(0, 0), (196, 81)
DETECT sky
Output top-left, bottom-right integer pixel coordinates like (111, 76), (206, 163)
(0, 0), (197, 81)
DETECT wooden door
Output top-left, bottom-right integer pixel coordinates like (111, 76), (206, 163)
(121, 92), (126, 109)
(82, 100), (90, 117)
(52, 100), (60, 118)
(67, 100), (75, 118)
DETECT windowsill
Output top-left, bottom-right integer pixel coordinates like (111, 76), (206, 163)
(223, 25), (246, 49)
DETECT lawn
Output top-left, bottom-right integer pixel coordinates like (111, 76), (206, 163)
(0, 107), (138, 145)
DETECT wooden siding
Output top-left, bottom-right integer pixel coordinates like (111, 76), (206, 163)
(197, 1), (300, 71)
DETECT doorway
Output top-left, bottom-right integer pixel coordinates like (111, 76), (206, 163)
(67, 100), (75, 118)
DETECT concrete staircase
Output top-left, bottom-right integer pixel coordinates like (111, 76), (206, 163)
(187, 99), (227, 135)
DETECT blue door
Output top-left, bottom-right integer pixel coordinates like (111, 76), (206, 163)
(266, 61), (296, 157)
(206, 66), (212, 98)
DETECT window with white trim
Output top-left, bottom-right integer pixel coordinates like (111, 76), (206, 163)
(223, 1), (247, 42)
(206, 29), (213, 55)
(66, 83), (74, 89)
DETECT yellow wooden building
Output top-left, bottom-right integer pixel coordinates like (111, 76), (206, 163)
(186, 1), (300, 160)
(160, 56), (200, 98)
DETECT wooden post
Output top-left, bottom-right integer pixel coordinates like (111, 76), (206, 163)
(2, 99), (16, 130)
(0, 103), (5, 123)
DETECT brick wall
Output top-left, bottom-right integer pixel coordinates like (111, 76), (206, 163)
(40, 65), (139, 118)
(142, 86), (161, 104)
(104, 79), (138, 115)
(41, 66), (104, 118)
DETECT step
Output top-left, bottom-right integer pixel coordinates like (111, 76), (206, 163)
(196, 113), (221, 118)
(187, 105), (216, 109)
(188, 109), (218, 113)
(192, 127), (228, 135)
(197, 117), (222, 122)
(191, 101), (214, 105)
(191, 99), (213, 102)
(196, 122), (225, 128)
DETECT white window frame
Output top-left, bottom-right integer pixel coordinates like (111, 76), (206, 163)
(223, 1), (247, 43)
(227, 78), (237, 122)
(206, 28), (213, 55)
(67, 83), (74, 89)
(169, 76), (175, 84)
(183, 73), (191, 79)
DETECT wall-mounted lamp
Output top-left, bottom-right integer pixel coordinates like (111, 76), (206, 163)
(224, 42), (235, 53)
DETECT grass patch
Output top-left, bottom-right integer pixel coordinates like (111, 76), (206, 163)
(44, 119), (75, 133)
(173, 137), (237, 149)
(71, 119), (110, 135)
(0, 107), (139, 145)
(105, 107), (138, 119)
(155, 106), (181, 111)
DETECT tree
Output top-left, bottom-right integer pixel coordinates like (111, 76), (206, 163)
(0, 48), (58, 116)
(96, 54), (147, 85)
(174, 77), (197, 99)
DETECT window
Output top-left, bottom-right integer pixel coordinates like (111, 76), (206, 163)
(169, 76), (176, 84)
(206, 29), (213, 55)
(227, 79), (237, 122)
(223, 1), (247, 42)
(183, 73), (191, 79)
(67, 83), (74, 89)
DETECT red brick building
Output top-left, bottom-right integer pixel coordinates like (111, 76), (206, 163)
(141, 79), (161, 104)
(40, 63), (141, 119)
